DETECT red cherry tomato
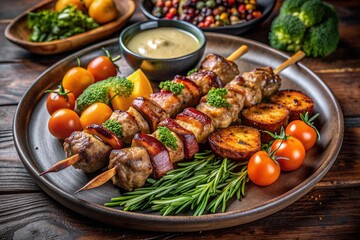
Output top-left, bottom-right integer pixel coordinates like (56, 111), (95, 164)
(87, 48), (119, 82)
(285, 113), (320, 150)
(271, 136), (306, 172)
(247, 151), (280, 186)
(48, 109), (82, 140)
(45, 85), (75, 115)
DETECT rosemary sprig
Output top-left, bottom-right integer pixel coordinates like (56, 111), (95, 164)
(105, 151), (248, 216)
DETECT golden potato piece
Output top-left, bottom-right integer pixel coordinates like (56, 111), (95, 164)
(209, 125), (261, 161)
(270, 89), (314, 121)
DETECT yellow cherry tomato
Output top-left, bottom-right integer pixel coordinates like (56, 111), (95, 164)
(55, 0), (83, 12)
(88, 0), (117, 24)
(62, 67), (95, 97)
(110, 69), (153, 111)
(80, 102), (113, 129)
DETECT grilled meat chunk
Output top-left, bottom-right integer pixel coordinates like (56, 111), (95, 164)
(131, 97), (170, 132)
(242, 67), (281, 98)
(109, 147), (153, 192)
(109, 110), (140, 144)
(187, 69), (222, 94)
(127, 106), (150, 134)
(64, 131), (112, 173)
(132, 133), (173, 179)
(269, 89), (314, 121)
(153, 127), (185, 163)
(176, 108), (214, 143)
(200, 53), (239, 85)
(172, 76), (202, 107)
(158, 118), (199, 159)
(226, 75), (260, 108)
(150, 90), (182, 117)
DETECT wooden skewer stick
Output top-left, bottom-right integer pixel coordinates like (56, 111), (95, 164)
(39, 154), (80, 176)
(226, 45), (248, 62)
(274, 50), (305, 75)
(75, 167), (117, 193)
(75, 46), (250, 193)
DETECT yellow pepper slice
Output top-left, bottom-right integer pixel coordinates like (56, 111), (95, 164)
(110, 69), (153, 111)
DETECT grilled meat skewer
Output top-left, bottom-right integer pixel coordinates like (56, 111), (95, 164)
(78, 51), (305, 192)
(40, 46), (249, 176)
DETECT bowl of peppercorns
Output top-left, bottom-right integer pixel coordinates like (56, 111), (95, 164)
(140, 0), (276, 35)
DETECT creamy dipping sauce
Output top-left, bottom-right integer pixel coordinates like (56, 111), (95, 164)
(126, 27), (200, 59)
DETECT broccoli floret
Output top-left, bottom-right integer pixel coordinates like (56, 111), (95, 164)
(280, 0), (309, 15)
(269, 0), (339, 58)
(103, 119), (123, 138)
(295, 0), (326, 27)
(269, 14), (306, 52)
(302, 16), (339, 57)
(76, 76), (134, 113)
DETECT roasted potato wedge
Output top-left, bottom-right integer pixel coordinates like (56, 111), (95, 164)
(270, 89), (314, 121)
(241, 103), (290, 142)
(209, 125), (261, 161)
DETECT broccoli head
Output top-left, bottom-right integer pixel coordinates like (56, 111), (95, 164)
(76, 76), (134, 113)
(280, 0), (309, 15)
(302, 16), (339, 57)
(269, 14), (306, 52)
(296, 0), (326, 27)
(269, 0), (339, 58)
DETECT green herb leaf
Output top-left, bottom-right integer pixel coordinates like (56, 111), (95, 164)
(206, 87), (231, 108)
(159, 81), (185, 95)
(27, 6), (99, 42)
(157, 126), (178, 150)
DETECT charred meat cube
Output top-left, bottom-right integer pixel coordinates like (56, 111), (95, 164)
(63, 131), (112, 173)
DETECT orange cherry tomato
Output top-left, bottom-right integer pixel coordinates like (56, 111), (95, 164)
(80, 102), (113, 129)
(88, 0), (117, 24)
(247, 151), (280, 186)
(271, 136), (306, 172)
(286, 120), (317, 150)
(62, 67), (95, 97)
(87, 49), (119, 82)
(285, 113), (320, 151)
(48, 109), (82, 140)
(45, 85), (75, 115)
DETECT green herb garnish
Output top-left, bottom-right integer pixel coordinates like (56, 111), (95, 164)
(187, 68), (198, 75)
(157, 126), (178, 150)
(206, 87), (231, 108)
(103, 119), (123, 138)
(105, 151), (248, 216)
(159, 81), (185, 95)
(27, 6), (99, 42)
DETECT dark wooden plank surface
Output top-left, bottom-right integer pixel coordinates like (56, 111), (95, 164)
(1, 0), (359, 239)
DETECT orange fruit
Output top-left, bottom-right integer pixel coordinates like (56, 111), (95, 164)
(55, 0), (83, 12)
(88, 0), (117, 24)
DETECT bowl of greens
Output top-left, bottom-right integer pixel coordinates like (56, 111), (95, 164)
(4, 0), (135, 55)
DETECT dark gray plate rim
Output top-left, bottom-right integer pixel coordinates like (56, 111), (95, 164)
(13, 32), (344, 232)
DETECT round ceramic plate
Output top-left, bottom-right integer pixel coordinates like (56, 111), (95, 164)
(13, 33), (344, 232)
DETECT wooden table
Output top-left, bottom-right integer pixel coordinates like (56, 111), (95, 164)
(1, 0), (359, 238)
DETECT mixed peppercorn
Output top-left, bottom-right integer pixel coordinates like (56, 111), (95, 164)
(151, 0), (262, 28)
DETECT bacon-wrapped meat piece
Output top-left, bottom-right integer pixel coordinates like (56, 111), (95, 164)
(63, 131), (112, 173)
(200, 53), (240, 85)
